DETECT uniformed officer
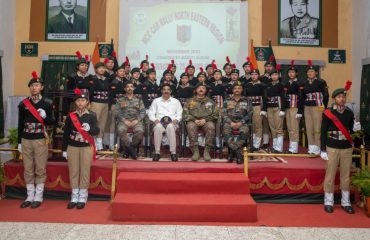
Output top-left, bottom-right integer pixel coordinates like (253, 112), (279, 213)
(262, 66), (285, 153)
(62, 88), (99, 209)
(280, 0), (319, 40)
(89, 62), (109, 150)
(245, 67), (266, 151)
(183, 82), (219, 161)
(303, 60), (329, 155)
(114, 81), (145, 159)
(18, 71), (54, 208)
(283, 60), (304, 154)
(320, 82), (361, 214)
(223, 81), (251, 164)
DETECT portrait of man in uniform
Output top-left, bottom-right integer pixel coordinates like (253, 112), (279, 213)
(279, 0), (321, 46)
(46, 0), (89, 41)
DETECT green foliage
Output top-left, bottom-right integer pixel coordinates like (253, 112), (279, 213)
(351, 169), (370, 196)
(7, 128), (18, 147)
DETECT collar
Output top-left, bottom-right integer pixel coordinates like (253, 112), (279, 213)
(289, 78), (297, 83)
(62, 11), (75, 23)
(161, 96), (172, 102)
(75, 108), (89, 117)
(30, 94), (42, 103)
(77, 71), (89, 78)
(333, 104), (346, 113)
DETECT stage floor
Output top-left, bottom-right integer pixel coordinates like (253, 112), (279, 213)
(3, 153), (333, 198)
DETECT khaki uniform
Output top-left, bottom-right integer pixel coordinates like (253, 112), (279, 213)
(222, 97), (251, 150)
(280, 14), (319, 39)
(114, 95), (145, 147)
(183, 96), (219, 147)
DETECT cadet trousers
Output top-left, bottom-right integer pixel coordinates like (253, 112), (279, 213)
(22, 138), (48, 184)
(304, 106), (323, 147)
(252, 106), (263, 139)
(90, 102), (109, 138)
(67, 145), (93, 189)
(324, 147), (353, 193)
(267, 107), (284, 138)
(286, 107), (300, 142)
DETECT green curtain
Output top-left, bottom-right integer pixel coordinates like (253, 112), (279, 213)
(360, 64), (370, 135)
(0, 56), (3, 137)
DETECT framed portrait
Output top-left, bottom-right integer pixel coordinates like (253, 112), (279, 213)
(278, 0), (321, 47)
(46, 0), (90, 41)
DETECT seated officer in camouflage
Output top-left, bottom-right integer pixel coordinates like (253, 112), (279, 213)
(183, 82), (219, 161)
(114, 81), (145, 159)
(223, 81), (251, 164)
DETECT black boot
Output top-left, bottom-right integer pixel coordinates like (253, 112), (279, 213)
(235, 150), (244, 164)
(20, 201), (32, 208)
(227, 150), (234, 163)
(152, 154), (160, 161)
(127, 145), (138, 159)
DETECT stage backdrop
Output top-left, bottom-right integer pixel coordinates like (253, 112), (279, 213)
(118, 0), (248, 77)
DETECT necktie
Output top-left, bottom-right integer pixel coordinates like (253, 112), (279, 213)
(68, 16), (72, 25)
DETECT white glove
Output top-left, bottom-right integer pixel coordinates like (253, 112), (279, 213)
(62, 151), (67, 159)
(279, 111), (285, 117)
(353, 122), (361, 132)
(296, 113), (302, 119)
(320, 151), (328, 161)
(17, 144), (22, 153)
(37, 108), (46, 119)
(82, 123), (90, 132)
(260, 111), (267, 116)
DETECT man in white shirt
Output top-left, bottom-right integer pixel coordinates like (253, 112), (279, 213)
(148, 84), (183, 161)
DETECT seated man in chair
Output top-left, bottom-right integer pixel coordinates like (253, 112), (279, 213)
(114, 81), (145, 159)
(223, 81), (251, 164)
(183, 82), (219, 161)
(148, 84), (183, 161)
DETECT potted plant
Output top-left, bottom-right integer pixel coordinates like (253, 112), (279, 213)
(351, 169), (370, 217)
(7, 128), (21, 160)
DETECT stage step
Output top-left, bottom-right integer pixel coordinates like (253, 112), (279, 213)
(112, 172), (257, 222)
(116, 172), (250, 194)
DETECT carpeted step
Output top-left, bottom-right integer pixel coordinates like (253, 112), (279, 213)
(116, 172), (250, 194)
(111, 192), (257, 222)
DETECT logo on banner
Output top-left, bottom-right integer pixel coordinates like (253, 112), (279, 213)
(21, 43), (38, 57)
(177, 25), (191, 43)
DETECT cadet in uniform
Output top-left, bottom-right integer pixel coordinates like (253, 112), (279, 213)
(183, 82), (219, 161)
(303, 60), (329, 155)
(320, 82), (361, 214)
(143, 65), (160, 109)
(123, 56), (131, 81)
(240, 57), (252, 86)
(205, 61), (215, 82)
(222, 56), (232, 84)
(139, 55), (150, 83)
(284, 60), (303, 154)
(185, 60), (196, 84)
(261, 58), (275, 148)
(114, 81), (145, 159)
(190, 67), (210, 86)
(262, 66), (286, 153)
(223, 81), (251, 164)
(62, 88), (99, 209)
(18, 71), (54, 208)
(89, 62), (109, 150)
(225, 67), (240, 99)
(130, 67), (145, 97)
(160, 68), (177, 94)
(245, 67), (266, 151)
(104, 55), (116, 83)
(176, 73), (194, 105)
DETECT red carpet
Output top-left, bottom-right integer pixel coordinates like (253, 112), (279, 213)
(112, 172), (257, 222)
(0, 199), (369, 228)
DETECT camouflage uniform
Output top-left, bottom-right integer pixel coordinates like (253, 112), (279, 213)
(183, 97), (219, 148)
(114, 95), (145, 147)
(223, 96), (251, 151)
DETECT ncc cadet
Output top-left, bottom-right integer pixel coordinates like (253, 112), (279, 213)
(303, 60), (329, 155)
(65, 51), (91, 114)
(225, 66), (240, 99)
(183, 82), (219, 161)
(122, 56), (131, 81)
(107, 65), (126, 150)
(192, 67), (210, 86)
(240, 57), (252, 86)
(205, 61), (215, 82)
(261, 57), (275, 85)
(320, 81), (361, 214)
(262, 65), (286, 153)
(139, 55), (150, 83)
(18, 71), (54, 209)
(283, 60), (303, 154)
(160, 67), (177, 94)
(169, 59), (178, 85)
(176, 72), (194, 105)
(130, 67), (145, 97)
(245, 67), (266, 151)
(142, 65), (160, 108)
(89, 62), (109, 150)
(62, 88), (99, 209)
(223, 81), (251, 164)
(114, 81), (145, 159)
(186, 60), (196, 84)
(104, 53), (117, 83)
(222, 56), (232, 83)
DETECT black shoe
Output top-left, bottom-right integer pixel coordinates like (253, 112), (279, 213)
(67, 202), (77, 209)
(235, 151), (244, 164)
(250, 147), (259, 152)
(152, 154), (160, 161)
(262, 144), (269, 150)
(342, 206), (355, 214)
(227, 151), (235, 163)
(271, 149), (282, 154)
(31, 201), (41, 209)
(170, 154), (178, 162)
(76, 202), (86, 209)
(20, 201), (32, 208)
(324, 205), (334, 213)
(127, 146), (138, 160)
